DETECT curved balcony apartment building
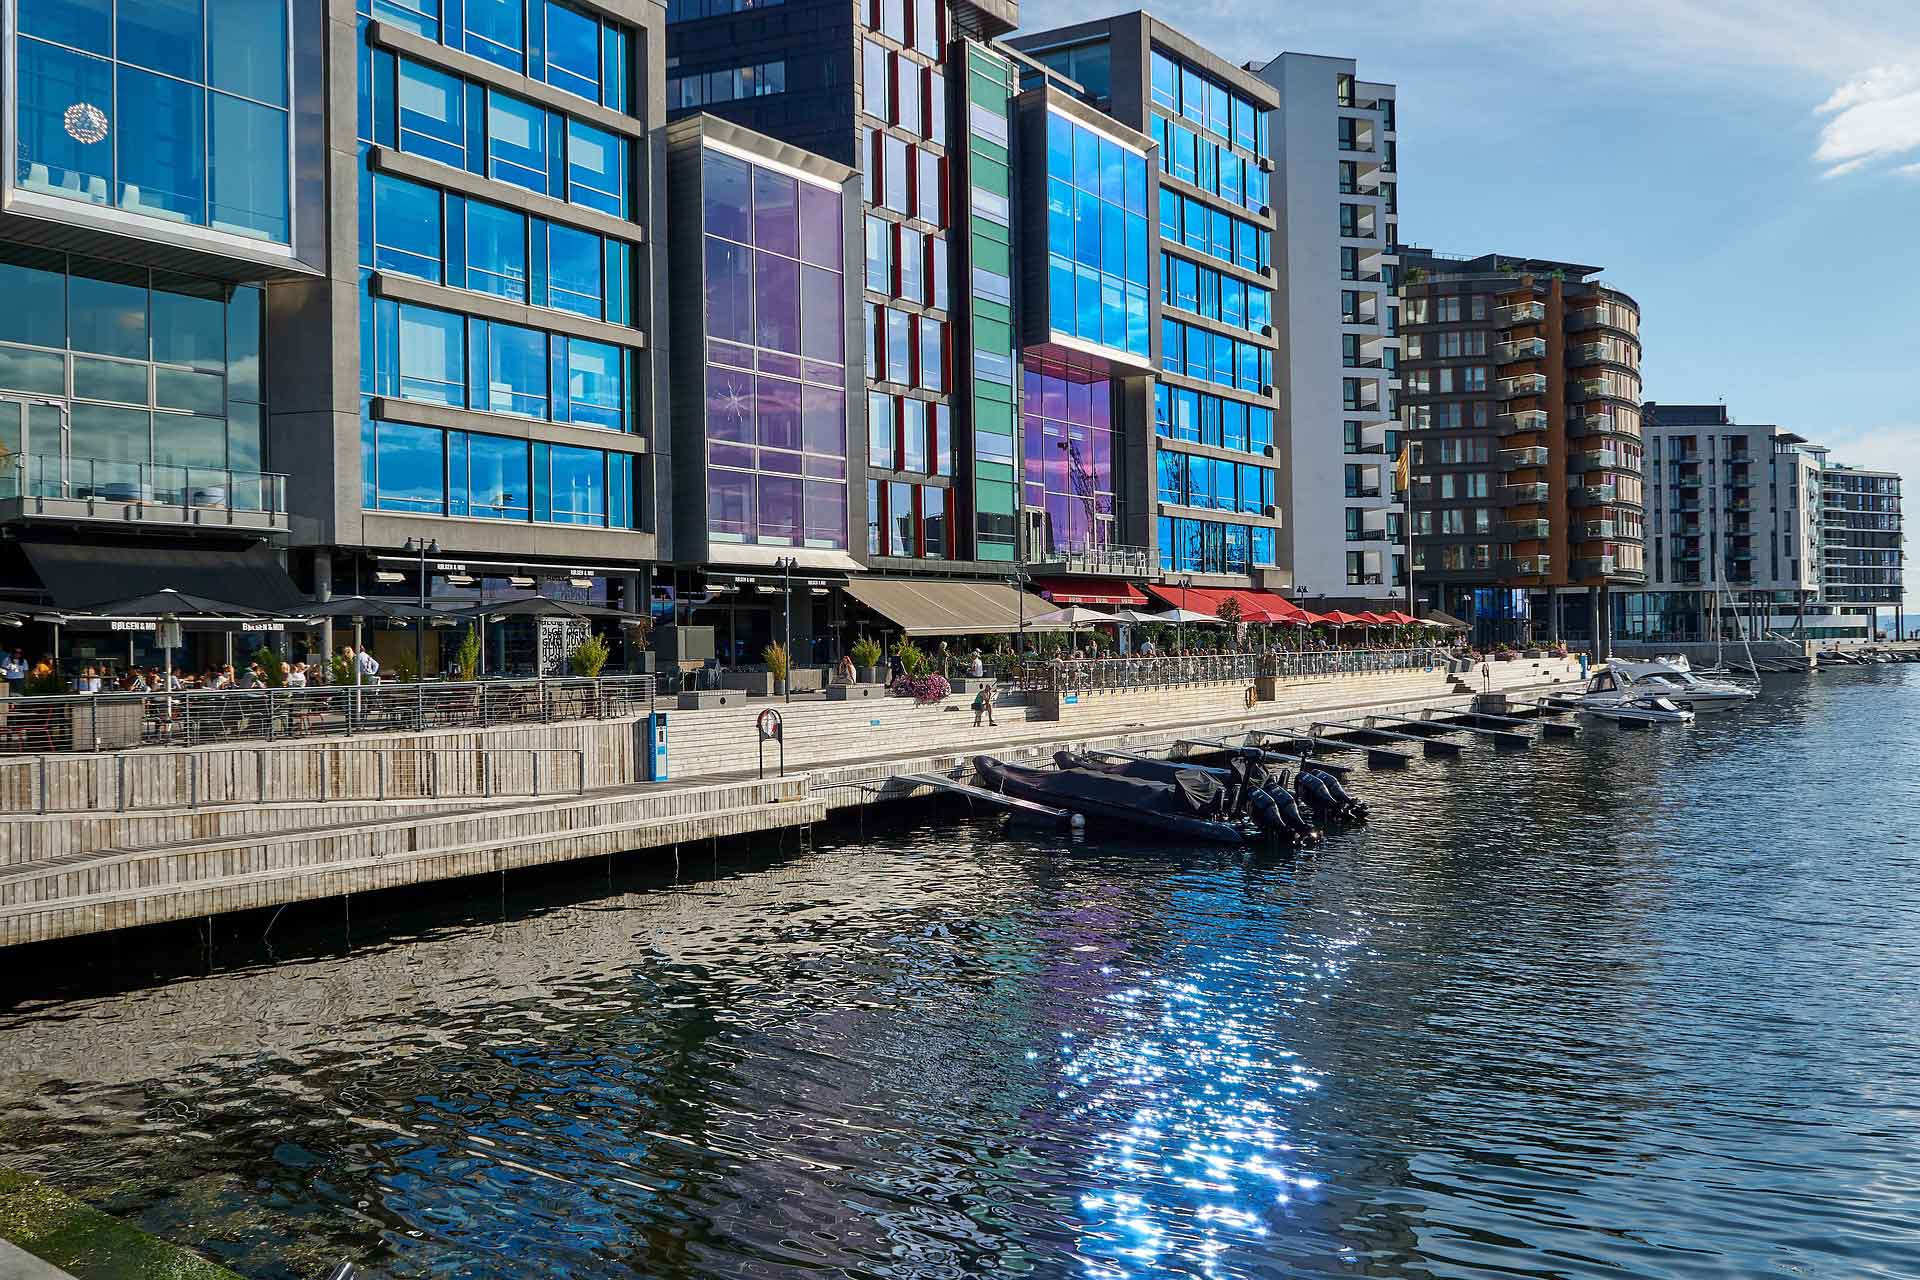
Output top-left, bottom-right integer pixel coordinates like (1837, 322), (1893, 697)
(1399, 250), (1645, 647)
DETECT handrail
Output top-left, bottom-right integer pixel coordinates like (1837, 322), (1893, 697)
(1014, 647), (1448, 694)
(0, 675), (656, 756)
(0, 744), (589, 815)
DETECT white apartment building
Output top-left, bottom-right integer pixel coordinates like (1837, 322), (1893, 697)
(1623, 402), (1894, 643)
(1250, 53), (1404, 608)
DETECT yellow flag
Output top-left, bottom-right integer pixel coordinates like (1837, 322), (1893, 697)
(1394, 444), (1411, 494)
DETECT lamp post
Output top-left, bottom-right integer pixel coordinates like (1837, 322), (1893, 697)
(774, 555), (796, 703)
(402, 536), (439, 681)
(1176, 573), (1193, 653)
(1011, 559), (1030, 659)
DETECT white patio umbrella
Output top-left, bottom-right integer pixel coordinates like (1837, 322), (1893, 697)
(1151, 605), (1218, 652)
(1027, 605), (1114, 628)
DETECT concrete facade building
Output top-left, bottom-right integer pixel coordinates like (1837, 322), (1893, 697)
(1816, 458), (1903, 639)
(1251, 52), (1403, 609)
(269, 0), (669, 676)
(1398, 249), (1646, 649)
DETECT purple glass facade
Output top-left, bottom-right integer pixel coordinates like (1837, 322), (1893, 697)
(1022, 358), (1116, 554)
(702, 146), (849, 549)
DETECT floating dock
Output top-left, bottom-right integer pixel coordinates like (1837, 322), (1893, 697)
(898, 772), (1084, 829)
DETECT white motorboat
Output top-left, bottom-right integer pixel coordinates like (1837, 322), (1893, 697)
(1607, 656), (1756, 713)
(1575, 669), (1697, 726)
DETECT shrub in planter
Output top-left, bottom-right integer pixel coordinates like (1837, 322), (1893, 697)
(570, 632), (610, 678)
(896, 637), (931, 677)
(253, 645), (286, 688)
(890, 673), (951, 704)
(849, 637), (883, 681)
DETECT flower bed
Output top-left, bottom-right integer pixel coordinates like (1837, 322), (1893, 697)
(891, 674), (952, 705)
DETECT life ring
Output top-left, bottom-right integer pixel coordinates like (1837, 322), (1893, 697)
(1245, 686), (1257, 708)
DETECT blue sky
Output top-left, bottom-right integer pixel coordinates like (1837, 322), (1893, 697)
(1022, 1), (1920, 617)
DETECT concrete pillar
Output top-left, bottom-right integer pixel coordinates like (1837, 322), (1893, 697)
(1588, 587), (1602, 658)
(315, 550), (334, 666)
(1547, 587), (1560, 643)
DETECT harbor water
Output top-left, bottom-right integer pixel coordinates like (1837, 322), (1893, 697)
(2, 667), (1918, 1278)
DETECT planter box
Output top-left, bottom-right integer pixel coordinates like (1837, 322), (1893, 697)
(677, 689), (744, 710)
(825, 682), (885, 701)
(718, 672), (775, 696)
(951, 677), (997, 694)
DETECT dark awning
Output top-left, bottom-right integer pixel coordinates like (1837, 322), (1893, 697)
(842, 578), (1062, 636)
(19, 540), (303, 612)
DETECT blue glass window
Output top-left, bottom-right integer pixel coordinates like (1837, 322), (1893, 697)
(1047, 178), (1072, 258)
(374, 420), (446, 512)
(487, 91), (549, 193)
(544, 2), (602, 102)
(1149, 50), (1176, 110)
(567, 120), (626, 216)
(567, 338), (623, 429)
(208, 0), (288, 107)
(465, 0), (526, 73)
(488, 322), (549, 417)
(118, 0), (202, 82)
(466, 201), (528, 301)
(373, 0), (440, 38)
(547, 224), (604, 318)
(19, 0), (111, 52)
(467, 433), (529, 518)
(117, 66), (204, 225)
(396, 304), (465, 406)
(547, 443), (605, 524)
(209, 93), (289, 242)
(16, 42), (115, 206)
(373, 175), (443, 281)
(399, 60), (465, 167)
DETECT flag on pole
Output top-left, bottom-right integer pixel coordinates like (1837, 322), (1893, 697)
(1394, 444), (1411, 494)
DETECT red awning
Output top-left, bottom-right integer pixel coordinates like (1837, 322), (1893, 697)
(1144, 585), (1299, 623)
(1318, 610), (1371, 625)
(1353, 611), (1389, 625)
(1032, 577), (1148, 606)
(1377, 610), (1418, 625)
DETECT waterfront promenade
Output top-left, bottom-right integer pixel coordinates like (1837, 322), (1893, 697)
(0, 654), (1584, 949)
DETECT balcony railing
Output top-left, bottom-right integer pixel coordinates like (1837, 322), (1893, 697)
(1017, 649), (1452, 695)
(1497, 338), (1547, 363)
(7, 457), (289, 515)
(1499, 518), (1552, 540)
(1497, 301), (1546, 325)
(1498, 410), (1549, 434)
(1572, 342), (1611, 363)
(1497, 373), (1547, 398)
(1583, 520), (1617, 539)
(1575, 483), (1618, 505)
(1030, 541), (1155, 578)
(1504, 482), (1550, 504)
(1576, 450), (1620, 472)
(1499, 555), (1551, 578)
(1570, 412), (1614, 436)
(1573, 555), (1617, 578)
(1573, 378), (1607, 398)
(1500, 447), (1550, 471)
(1567, 307), (1611, 330)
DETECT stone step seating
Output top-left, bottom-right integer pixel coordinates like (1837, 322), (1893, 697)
(0, 775), (820, 946)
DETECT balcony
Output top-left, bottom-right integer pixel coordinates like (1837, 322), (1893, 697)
(1496, 301), (1546, 325)
(1576, 450), (1620, 472)
(1500, 447), (1550, 471)
(1567, 307), (1608, 330)
(1675, 473), (1702, 488)
(1497, 338), (1547, 364)
(3, 458), (291, 534)
(1574, 483), (1617, 505)
(1346, 485), (1383, 499)
(1504, 482), (1550, 504)
(1497, 410), (1549, 435)
(1499, 555), (1552, 578)
(1729, 546), (1754, 560)
(1497, 373), (1547, 398)
(1499, 518), (1552, 541)
(1346, 528), (1389, 542)
(1569, 412), (1618, 437)
(1572, 555), (1617, 578)
(1029, 542), (1155, 578)
(1582, 520), (1617, 539)
(1571, 342), (1610, 364)
(1572, 377), (1607, 398)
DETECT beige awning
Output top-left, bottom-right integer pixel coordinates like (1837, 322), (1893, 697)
(843, 578), (1064, 636)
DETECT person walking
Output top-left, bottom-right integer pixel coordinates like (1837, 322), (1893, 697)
(972, 682), (998, 727)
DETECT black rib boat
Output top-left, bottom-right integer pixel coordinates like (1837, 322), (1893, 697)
(972, 754), (1248, 844)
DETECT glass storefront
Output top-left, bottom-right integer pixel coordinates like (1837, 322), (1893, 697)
(1022, 358), (1115, 556)
(0, 243), (269, 506)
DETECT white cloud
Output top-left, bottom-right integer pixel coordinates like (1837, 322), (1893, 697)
(1813, 63), (1920, 177)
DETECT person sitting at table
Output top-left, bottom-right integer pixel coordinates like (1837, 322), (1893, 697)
(286, 662), (308, 688)
(235, 664), (260, 689)
(123, 670), (148, 693)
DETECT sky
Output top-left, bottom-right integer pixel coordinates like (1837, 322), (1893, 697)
(1020, 0), (1920, 622)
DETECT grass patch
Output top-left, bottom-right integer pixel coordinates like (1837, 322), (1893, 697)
(0, 1169), (243, 1280)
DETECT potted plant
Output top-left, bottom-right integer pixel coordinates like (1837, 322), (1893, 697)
(762, 640), (791, 695)
(850, 637), (883, 684)
(896, 637), (930, 678)
(454, 625), (481, 682)
(570, 632), (610, 678)
(624, 613), (656, 673)
(252, 645), (286, 689)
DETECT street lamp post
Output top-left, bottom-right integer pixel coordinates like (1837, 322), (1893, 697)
(1176, 573), (1193, 652)
(402, 536), (439, 680)
(774, 555), (796, 703)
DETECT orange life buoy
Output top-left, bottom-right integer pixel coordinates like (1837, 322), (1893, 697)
(1245, 686), (1257, 708)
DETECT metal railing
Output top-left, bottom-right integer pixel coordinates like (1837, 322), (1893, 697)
(8, 456), (289, 514)
(1014, 648), (1451, 694)
(0, 675), (655, 755)
(0, 745), (589, 814)
(1029, 542), (1154, 577)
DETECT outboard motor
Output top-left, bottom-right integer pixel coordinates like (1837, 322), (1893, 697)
(1304, 764), (1368, 822)
(1294, 767), (1340, 824)
(1261, 778), (1319, 844)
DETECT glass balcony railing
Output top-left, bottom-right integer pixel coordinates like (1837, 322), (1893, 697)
(1498, 410), (1549, 434)
(1500, 447), (1550, 470)
(1573, 377), (1607, 398)
(1500, 518), (1551, 541)
(1576, 451), (1619, 472)
(1497, 301), (1546, 325)
(1497, 337), (1547, 363)
(1497, 373), (1547, 398)
(1570, 412), (1614, 435)
(1575, 483), (1617, 505)
(1504, 482), (1550, 504)
(9, 457), (288, 515)
(1583, 520), (1617, 539)
(1572, 342), (1611, 363)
